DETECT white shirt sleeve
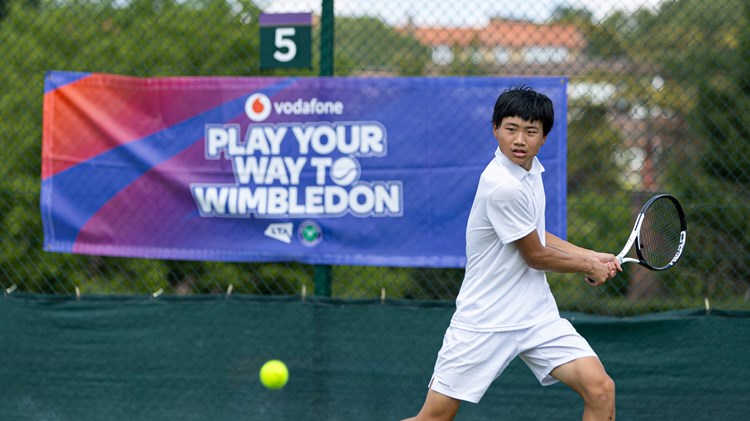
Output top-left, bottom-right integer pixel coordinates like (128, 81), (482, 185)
(486, 182), (537, 245)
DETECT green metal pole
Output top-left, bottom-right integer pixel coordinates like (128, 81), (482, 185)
(314, 0), (334, 297)
(313, 264), (332, 297)
(319, 0), (334, 77)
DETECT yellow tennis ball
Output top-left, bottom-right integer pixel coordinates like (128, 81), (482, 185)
(259, 360), (289, 390)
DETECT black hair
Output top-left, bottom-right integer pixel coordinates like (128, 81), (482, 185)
(491, 86), (554, 136)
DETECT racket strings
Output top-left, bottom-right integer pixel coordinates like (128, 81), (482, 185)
(639, 198), (684, 269)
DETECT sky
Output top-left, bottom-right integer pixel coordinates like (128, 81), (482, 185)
(256, 0), (669, 26)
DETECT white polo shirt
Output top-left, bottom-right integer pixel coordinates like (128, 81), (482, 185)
(450, 148), (560, 332)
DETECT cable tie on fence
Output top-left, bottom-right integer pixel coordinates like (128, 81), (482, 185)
(152, 288), (164, 298)
(226, 284), (233, 297)
(380, 287), (386, 304)
(301, 284), (307, 301)
(5, 284), (17, 295)
(704, 297), (711, 315)
(75, 286), (80, 300)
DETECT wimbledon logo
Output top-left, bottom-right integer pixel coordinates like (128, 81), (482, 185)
(298, 220), (323, 247)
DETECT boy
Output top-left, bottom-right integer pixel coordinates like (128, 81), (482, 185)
(403, 86), (620, 421)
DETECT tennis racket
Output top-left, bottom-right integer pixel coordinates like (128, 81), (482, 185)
(588, 194), (686, 283)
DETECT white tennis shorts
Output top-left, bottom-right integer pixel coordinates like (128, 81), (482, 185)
(429, 317), (597, 403)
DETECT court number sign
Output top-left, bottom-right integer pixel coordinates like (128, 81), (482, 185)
(259, 13), (312, 69)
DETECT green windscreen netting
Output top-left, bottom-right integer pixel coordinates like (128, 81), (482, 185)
(1, 295), (748, 420)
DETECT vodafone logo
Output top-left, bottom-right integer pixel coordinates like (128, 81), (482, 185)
(245, 93), (272, 122)
(245, 92), (346, 122)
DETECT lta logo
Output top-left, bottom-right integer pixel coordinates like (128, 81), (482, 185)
(245, 93), (272, 122)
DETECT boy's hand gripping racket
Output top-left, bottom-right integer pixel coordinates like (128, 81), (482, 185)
(588, 194), (686, 284)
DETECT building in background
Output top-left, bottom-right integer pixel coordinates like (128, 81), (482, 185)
(407, 18), (586, 74)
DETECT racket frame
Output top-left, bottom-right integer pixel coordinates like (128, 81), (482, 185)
(616, 194), (686, 271)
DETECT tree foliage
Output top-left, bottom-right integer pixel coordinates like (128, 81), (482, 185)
(551, 0), (748, 303)
(335, 16), (430, 75)
(0, 0), (746, 309)
(623, 0), (749, 291)
(0, 0), (431, 295)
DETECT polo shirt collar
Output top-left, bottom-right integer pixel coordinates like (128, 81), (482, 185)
(494, 147), (545, 180)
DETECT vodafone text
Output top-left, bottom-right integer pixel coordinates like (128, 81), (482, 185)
(273, 98), (344, 116)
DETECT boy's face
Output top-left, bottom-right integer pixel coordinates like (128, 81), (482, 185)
(493, 116), (547, 171)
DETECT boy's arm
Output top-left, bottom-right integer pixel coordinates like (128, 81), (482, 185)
(514, 231), (620, 285)
(545, 232), (622, 269)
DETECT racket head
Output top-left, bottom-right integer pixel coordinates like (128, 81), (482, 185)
(633, 194), (687, 270)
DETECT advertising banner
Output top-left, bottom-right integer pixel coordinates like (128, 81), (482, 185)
(41, 72), (567, 267)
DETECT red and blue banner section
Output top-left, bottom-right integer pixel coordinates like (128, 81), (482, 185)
(41, 72), (567, 267)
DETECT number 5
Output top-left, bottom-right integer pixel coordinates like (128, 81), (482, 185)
(273, 28), (297, 62)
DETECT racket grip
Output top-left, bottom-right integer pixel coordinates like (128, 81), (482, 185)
(585, 276), (596, 285)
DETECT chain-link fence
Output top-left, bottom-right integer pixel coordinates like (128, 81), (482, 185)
(1, 0), (748, 315)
